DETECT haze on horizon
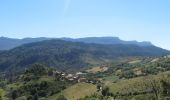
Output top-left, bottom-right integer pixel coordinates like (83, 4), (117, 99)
(0, 0), (170, 50)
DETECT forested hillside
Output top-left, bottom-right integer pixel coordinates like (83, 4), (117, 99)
(0, 64), (75, 100)
(0, 39), (169, 72)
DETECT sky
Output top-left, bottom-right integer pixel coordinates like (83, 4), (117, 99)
(0, 0), (170, 49)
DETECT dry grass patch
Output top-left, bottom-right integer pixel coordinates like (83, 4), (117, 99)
(87, 66), (108, 73)
(63, 82), (97, 100)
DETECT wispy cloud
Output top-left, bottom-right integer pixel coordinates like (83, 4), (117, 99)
(63, 0), (71, 15)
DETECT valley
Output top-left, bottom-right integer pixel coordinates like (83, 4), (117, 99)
(0, 38), (170, 100)
(1, 0), (170, 99)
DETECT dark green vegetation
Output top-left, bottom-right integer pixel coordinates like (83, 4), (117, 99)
(0, 39), (169, 72)
(0, 64), (74, 100)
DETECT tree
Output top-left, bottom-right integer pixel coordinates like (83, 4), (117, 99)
(33, 93), (38, 100)
(102, 87), (110, 96)
(10, 90), (17, 100)
(57, 95), (67, 100)
(144, 76), (163, 100)
(27, 95), (33, 100)
(96, 84), (102, 91)
(48, 69), (54, 76)
(26, 64), (47, 76)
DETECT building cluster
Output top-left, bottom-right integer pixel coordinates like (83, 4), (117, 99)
(53, 71), (88, 82)
(52, 70), (101, 84)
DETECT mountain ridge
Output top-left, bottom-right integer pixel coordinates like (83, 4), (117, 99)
(0, 36), (154, 50)
(61, 37), (153, 47)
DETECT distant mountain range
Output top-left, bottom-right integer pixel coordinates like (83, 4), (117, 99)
(0, 37), (50, 50)
(0, 39), (169, 72)
(61, 37), (153, 47)
(0, 36), (153, 50)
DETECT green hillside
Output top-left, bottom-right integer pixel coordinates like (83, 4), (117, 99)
(49, 83), (97, 100)
(0, 64), (74, 100)
(78, 55), (170, 100)
(0, 39), (169, 72)
(106, 71), (170, 100)
(1, 55), (170, 100)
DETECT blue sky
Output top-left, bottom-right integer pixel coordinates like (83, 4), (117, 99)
(0, 0), (170, 49)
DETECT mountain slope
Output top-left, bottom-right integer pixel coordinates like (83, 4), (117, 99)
(0, 39), (169, 72)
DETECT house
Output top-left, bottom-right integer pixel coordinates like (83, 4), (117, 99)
(61, 73), (66, 76)
(76, 72), (87, 78)
(73, 76), (79, 79)
(68, 78), (74, 81)
(78, 78), (87, 83)
(65, 74), (73, 79)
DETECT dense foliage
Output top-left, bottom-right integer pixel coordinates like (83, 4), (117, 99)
(0, 39), (169, 72)
(0, 64), (74, 100)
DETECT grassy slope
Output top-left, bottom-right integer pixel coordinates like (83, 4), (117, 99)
(103, 74), (119, 82)
(48, 82), (97, 100)
(0, 89), (8, 100)
(0, 89), (5, 96)
(108, 77), (148, 94)
(107, 71), (170, 95)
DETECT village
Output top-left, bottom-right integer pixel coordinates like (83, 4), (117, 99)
(53, 70), (97, 84)
(52, 66), (109, 84)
